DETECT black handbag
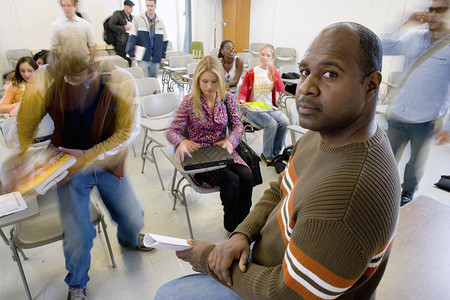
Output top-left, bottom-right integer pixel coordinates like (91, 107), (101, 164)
(235, 140), (263, 186)
(435, 175), (450, 192)
(225, 98), (263, 186)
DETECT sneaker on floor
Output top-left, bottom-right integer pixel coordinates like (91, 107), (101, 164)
(137, 233), (155, 251)
(400, 192), (413, 207)
(67, 287), (87, 300)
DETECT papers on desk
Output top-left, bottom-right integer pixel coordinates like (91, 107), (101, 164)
(143, 233), (193, 251)
(0, 192), (27, 218)
(246, 101), (277, 112)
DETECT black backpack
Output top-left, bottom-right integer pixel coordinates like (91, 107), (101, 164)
(103, 16), (115, 45)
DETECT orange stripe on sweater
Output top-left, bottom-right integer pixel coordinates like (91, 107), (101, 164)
(283, 259), (324, 300)
(364, 236), (395, 276)
(277, 162), (298, 245)
(288, 242), (358, 289)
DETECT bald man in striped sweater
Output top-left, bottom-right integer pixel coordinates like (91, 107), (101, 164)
(155, 22), (400, 300)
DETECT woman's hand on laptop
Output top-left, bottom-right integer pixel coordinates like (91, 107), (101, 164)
(215, 139), (233, 154)
(175, 140), (200, 162)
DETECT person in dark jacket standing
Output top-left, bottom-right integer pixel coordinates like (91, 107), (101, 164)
(109, 0), (135, 66)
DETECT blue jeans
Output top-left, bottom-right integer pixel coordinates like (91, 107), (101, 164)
(387, 117), (435, 195)
(56, 167), (144, 289)
(245, 110), (289, 160)
(154, 273), (243, 300)
(137, 60), (160, 78)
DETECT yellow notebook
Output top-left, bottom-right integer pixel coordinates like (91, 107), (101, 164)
(246, 101), (275, 112)
(7, 148), (76, 195)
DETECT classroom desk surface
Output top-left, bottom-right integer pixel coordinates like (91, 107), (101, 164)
(377, 195), (450, 299)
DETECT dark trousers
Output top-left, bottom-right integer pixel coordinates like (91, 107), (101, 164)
(195, 163), (253, 232)
(114, 43), (132, 67)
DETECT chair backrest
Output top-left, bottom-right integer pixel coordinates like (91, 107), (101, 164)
(247, 57), (260, 69)
(285, 97), (307, 143)
(110, 58), (129, 68)
(249, 43), (266, 57)
(275, 47), (297, 68)
(1, 114), (54, 149)
(110, 69), (128, 84)
(279, 64), (300, 75)
(236, 52), (253, 68)
(6, 49), (33, 70)
(135, 77), (160, 97)
(169, 55), (194, 68)
(187, 63), (199, 77)
(189, 41), (204, 58)
(165, 50), (185, 62)
(123, 67), (145, 79)
(210, 48), (220, 58)
(141, 92), (180, 118)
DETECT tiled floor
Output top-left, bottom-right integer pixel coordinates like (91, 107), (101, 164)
(1, 107), (449, 299)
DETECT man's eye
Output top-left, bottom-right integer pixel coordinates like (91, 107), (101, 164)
(323, 71), (337, 78)
(300, 69), (310, 76)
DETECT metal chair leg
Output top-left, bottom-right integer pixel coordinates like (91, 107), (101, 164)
(181, 184), (194, 239)
(9, 229), (32, 300)
(99, 217), (116, 268)
(151, 146), (165, 190)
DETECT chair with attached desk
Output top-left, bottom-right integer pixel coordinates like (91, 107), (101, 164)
(162, 147), (222, 239)
(183, 62), (198, 93)
(163, 55), (194, 93)
(140, 92), (180, 190)
(285, 97), (307, 144)
(0, 152), (116, 300)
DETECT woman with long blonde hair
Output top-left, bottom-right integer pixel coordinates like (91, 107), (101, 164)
(167, 55), (253, 233)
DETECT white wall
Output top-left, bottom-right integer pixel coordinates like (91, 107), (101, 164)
(0, 0), (429, 77)
(248, 0), (429, 77)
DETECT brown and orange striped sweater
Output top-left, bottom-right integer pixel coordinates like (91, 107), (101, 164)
(200, 127), (400, 299)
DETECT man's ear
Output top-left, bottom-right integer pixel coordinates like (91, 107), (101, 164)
(364, 71), (382, 102)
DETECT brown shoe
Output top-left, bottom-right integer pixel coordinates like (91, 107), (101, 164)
(260, 154), (272, 164)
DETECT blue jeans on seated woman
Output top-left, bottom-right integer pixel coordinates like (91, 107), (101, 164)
(245, 110), (289, 160)
(57, 166), (144, 289)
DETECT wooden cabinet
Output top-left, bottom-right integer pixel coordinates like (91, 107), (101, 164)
(222, 0), (250, 52)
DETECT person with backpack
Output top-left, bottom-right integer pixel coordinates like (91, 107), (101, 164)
(107, 0), (135, 66)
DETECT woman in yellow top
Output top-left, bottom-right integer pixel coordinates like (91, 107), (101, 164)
(0, 56), (38, 116)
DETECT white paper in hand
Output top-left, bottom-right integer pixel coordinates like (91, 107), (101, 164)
(143, 233), (193, 251)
